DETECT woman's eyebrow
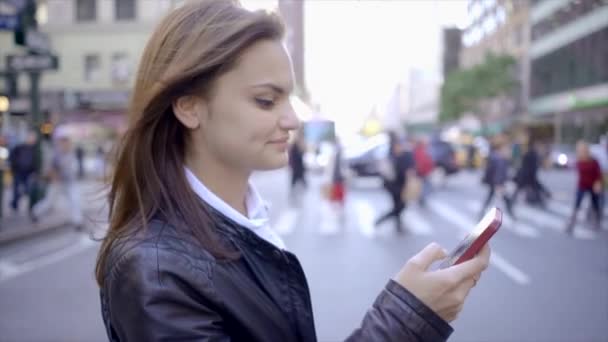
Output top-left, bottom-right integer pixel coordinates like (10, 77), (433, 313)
(250, 83), (289, 95)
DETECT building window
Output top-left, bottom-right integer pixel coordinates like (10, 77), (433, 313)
(115, 0), (136, 21)
(531, 27), (608, 98)
(111, 53), (131, 83)
(531, 0), (607, 41)
(84, 54), (101, 82)
(76, 0), (96, 22)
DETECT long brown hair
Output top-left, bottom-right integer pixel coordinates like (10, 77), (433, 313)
(95, 0), (285, 286)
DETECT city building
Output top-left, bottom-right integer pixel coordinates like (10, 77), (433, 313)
(460, 0), (531, 131)
(279, 0), (308, 102)
(0, 0), (310, 144)
(528, 0), (608, 144)
(442, 27), (462, 78)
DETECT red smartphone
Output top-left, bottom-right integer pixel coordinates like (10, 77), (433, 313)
(438, 207), (502, 270)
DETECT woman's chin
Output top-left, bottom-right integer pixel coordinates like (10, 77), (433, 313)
(256, 154), (289, 171)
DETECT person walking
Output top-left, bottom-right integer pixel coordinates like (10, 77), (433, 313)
(566, 141), (603, 234)
(480, 140), (514, 219)
(31, 130), (83, 229)
(288, 129), (307, 204)
(95, 2), (491, 341)
(413, 137), (434, 207)
(9, 130), (37, 215)
(511, 138), (551, 208)
(375, 131), (415, 232)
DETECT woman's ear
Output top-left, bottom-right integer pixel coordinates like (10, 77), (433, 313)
(172, 95), (207, 130)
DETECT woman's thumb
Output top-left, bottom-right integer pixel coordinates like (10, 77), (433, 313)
(409, 243), (448, 271)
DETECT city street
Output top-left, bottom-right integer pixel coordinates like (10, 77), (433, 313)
(1, 168), (607, 342)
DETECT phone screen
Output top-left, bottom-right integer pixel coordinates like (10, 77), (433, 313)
(438, 207), (500, 269)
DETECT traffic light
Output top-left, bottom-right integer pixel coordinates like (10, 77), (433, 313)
(14, 0), (38, 46)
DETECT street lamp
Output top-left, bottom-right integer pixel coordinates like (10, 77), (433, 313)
(0, 96), (9, 112)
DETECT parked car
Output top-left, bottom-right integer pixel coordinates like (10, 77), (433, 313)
(549, 144), (576, 169)
(343, 134), (389, 177)
(428, 138), (459, 175)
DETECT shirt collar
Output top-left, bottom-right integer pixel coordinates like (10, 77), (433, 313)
(184, 167), (269, 229)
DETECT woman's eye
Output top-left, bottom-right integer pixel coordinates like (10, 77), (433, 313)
(255, 98), (275, 109)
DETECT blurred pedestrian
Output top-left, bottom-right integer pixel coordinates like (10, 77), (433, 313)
(9, 129), (37, 214)
(480, 141), (514, 219)
(375, 131), (415, 232)
(32, 130), (83, 229)
(75, 145), (85, 179)
(95, 145), (106, 180)
(511, 138), (551, 208)
(566, 141), (602, 233)
(0, 135), (8, 221)
(288, 129), (307, 205)
(328, 138), (346, 214)
(95, 2), (491, 340)
(413, 137), (434, 207)
(466, 143), (476, 169)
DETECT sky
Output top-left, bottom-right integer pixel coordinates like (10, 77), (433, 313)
(241, 0), (469, 135)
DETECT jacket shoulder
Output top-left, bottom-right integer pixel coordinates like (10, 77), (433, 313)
(102, 219), (217, 286)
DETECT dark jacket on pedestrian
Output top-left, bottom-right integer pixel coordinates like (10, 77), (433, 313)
(9, 143), (36, 175)
(384, 150), (415, 194)
(289, 142), (306, 177)
(514, 149), (540, 187)
(100, 207), (453, 342)
(483, 151), (510, 186)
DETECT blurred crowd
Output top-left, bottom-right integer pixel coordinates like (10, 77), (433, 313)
(288, 128), (607, 235)
(0, 127), (113, 227)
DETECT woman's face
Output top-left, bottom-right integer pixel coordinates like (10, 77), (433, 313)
(187, 40), (300, 172)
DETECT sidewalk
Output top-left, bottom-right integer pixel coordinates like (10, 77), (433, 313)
(0, 179), (107, 244)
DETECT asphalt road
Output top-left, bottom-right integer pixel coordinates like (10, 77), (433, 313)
(1, 168), (606, 342)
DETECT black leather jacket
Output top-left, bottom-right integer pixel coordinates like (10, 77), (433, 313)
(100, 211), (453, 341)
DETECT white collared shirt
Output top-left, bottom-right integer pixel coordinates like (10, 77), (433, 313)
(184, 167), (286, 250)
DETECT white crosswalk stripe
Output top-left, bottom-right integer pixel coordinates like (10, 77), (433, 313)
(515, 203), (596, 240)
(273, 188), (600, 241)
(401, 209), (434, 235)
(426, 199), (531, 285)
(350, 199), (376, 238)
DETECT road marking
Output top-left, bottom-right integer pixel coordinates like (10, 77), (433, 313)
(428, 199), (531, 285)
(547, 200), (572, 215)
(464, 200), (540, 238)
(515, 205), (596, 239)
(401, 209), (434, 235)
(351, 199), (376, 237)
(0, 235), (96, 284)
(274, 208), (299, 236)
(490, 252), (530, 285)
(319, 202), (342, 235)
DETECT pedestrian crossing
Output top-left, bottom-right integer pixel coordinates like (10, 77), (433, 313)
(272, 191), (603, 241)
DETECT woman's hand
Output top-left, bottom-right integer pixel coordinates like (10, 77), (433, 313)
(393, 243), (491, 322)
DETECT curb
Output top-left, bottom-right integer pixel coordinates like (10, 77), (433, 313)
(0, 218), (73, 245)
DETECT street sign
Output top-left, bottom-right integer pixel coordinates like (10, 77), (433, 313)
(15, 29), (51, 53)
(6, 54), (58, 72)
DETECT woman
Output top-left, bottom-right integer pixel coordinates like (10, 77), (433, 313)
(566, 141), (603, 233)
(96, 1), (490, 341)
